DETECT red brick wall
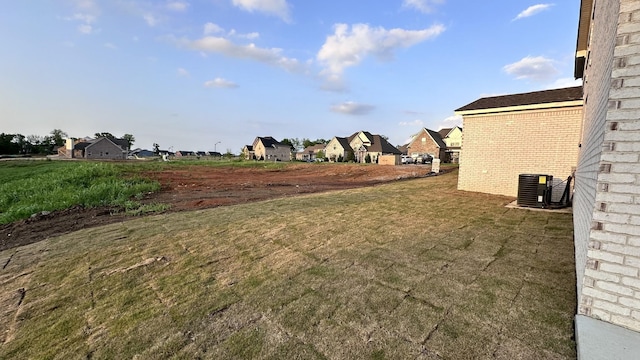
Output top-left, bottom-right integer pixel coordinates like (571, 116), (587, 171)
(407, 129), (444, 159)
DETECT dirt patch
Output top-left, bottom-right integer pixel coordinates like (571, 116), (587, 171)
(0, 163), (433, 251)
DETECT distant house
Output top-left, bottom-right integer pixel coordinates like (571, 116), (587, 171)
(454, 86), (583, 197)
(406, 128), (447, 161)
(296, 144), (326, 162)
(207, 151), (222, 157)
(396, 144), (409, 155)
(175, 150), (195, 157)
(242, 145), (255, 160)
(347, 131), (401, 163)
(325, 137), (353, 162)
(128, 148), (156, 158)
(439, 126), (463, 163)
(62, 137), (128, 160)
(252, 136), (291, 161)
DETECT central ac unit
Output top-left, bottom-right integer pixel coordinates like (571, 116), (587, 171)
(517, 174), (552, 208)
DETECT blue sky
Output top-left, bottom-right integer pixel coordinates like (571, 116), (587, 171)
(1, 0), (581, 153)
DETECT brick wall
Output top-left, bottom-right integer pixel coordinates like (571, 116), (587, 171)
(85, 138), (126, 160)
(407, 129), (445, 159)
(457, 106), (583, 197)
(575, 0), (640, 332)
(574, 0), (619, 309)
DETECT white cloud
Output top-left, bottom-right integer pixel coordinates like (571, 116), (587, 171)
(177, 68), (189, 77)
(166, 1), (189, 11)
(204, 78), (239, 88)
(434, 114), (463, 131)
(330, 101), (375, 115)
(64, 11), (97, 34)
(317, 23), (445, 90)
(402, 0), (444, 14)
(175, 35), (302, 72)
(503, 56), (559, 82)
(231, 0), (291, 22)
(399, 119), (425, 127)
(104, 42), (117, 49)
(229, 29), (260, 39)
(65, 13), (96, 23)
(546, 77), (583, 89)
(204, 22), (224, 35)
(78, 24), (93, 34)
(143, 13), (159, 26)
(403, 110), (424, 115)
(513, 4), (554, 20)
(72, 0), (97, 10)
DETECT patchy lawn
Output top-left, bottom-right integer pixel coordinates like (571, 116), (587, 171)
(0, 170), (576, 359)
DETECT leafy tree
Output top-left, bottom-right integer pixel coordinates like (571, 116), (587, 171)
(94, 132), (115, 139)
(291, 138), (303, 151)
(122, 134), (135, 151)
(346, 150), (355, 162)
(0, 133), (18, 154)
(50, 129), (68, 147)
(13, 134), (28, 154)
(153, 143), (160, 155)
(281, 138), (295, 150)
(316, 150), (325, 160)
(303, 138), (328, 148)
(337, 154), (344, 162)
(365, 153), (371, 163)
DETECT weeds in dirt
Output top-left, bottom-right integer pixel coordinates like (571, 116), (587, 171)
(0, 161), (159, 224)
(0, 170), (576, 359)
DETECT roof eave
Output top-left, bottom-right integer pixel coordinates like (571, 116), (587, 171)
(574, 0), (593, 79)
(455, 99), (584, 116)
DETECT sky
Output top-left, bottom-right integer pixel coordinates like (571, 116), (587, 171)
(1, 0), (582, 153)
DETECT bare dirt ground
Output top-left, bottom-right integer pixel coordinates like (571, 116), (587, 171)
(0, 163), (432, 251)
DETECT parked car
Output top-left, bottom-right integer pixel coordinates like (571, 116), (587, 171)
(401, 155), (414, 164)
(413, 154), (434, 164)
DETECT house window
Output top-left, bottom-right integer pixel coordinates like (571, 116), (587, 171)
(100, 151), (103, 156)
(421, 137), (426, 143)
(106, 152), (109, 155)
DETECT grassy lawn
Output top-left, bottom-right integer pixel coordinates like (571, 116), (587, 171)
(0, 170), (577, 359)
(0, 161), (162, 224)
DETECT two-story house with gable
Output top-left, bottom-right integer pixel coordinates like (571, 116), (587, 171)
(439, 126), (463, 163)
(252, 136), (292, 161)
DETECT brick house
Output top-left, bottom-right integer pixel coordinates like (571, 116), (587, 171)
(295, 143), (326, 161)
(252, 136), (292, 161)
(406, 128), (447, 161)
(348, 131), (401, 163)
(325, 137), (353, 162)
(572, 0), (640, 356)
(242, 145), (255, 160)
(439, 126), (463, 163)
(454, 87), (584, 197)
(62, 137), (128, 160)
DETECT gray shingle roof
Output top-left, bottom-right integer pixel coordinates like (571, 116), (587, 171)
(367, 135), (401, 154)
(455, 86), (583, 112)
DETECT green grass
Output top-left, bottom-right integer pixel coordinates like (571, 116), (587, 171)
(0, 161), (160, 224)
(0, 170), (577, 359)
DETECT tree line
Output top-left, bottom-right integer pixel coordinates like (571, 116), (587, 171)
(0, 129), (135, 155)
(280, 138), (328, 151)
